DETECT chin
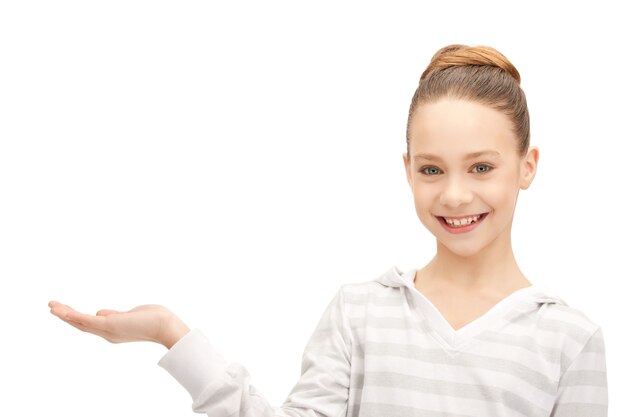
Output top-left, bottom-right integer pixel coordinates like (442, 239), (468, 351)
(435, 236), (492, 258)
(442, 243), (485, 258)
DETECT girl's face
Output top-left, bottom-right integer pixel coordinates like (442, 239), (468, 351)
(403, 98), (539, 258)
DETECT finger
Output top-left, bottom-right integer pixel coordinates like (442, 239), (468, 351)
(48, 304), (120, 342)
(96, 309), (120, 316)
(63, 310), (108, 331)
(60, 315), (114, 340)
(49, 302), (78, 319)
(49, 307), (93, 329)
(61, 315), (94, 332)
(48, 303), (108, 331)
(49, 300), (78, 311)
(48, 300), (73, 308)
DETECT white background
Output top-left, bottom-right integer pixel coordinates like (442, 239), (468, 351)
(1, 1), (623, 416)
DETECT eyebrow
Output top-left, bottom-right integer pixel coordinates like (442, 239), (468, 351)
(413, 150), (501, 162)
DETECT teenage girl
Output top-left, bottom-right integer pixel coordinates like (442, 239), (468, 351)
(49, 44), (608, 416)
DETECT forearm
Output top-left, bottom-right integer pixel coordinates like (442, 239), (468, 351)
(157, 288), (352, 417)
(158, 328), (350, 417)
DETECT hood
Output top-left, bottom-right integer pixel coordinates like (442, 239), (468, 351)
(375, 265), (567, 307)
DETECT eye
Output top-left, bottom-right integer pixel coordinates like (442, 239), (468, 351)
(471, 163), (493, 174)
(420, 166), (442, 176)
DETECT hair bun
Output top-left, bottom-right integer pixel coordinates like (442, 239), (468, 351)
(420, 44), (521, 84)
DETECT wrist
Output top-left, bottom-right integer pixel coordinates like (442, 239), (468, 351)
(161, 315), (191, 349)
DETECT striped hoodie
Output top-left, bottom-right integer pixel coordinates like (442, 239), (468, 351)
(158, 266), (608, 417)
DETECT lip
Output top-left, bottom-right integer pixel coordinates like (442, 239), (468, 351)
(435, 212), (489, 234)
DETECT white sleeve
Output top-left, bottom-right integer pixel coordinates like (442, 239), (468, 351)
(550, 327), (608, 417)
(158, 286), (352, 417)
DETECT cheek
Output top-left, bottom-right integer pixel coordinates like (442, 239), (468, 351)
(411, 184), (438, 219)
(480, 175), (520, 212)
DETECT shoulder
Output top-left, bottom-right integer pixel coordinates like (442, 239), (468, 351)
(539, 302), (601, 343)
(537, 301), (605, 373)
(338, 277), (407, 305)
(333, 276), (412, 330)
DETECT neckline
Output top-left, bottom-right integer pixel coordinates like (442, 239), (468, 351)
(399, 267), (537, 350)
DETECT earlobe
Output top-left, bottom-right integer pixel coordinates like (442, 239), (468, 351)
(520, 146), (539, 190)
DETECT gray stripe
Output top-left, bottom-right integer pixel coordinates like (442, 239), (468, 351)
(344, 292), (405, 306)
(309, 315), (429, 343)
(355, 402), (475, 417)
(350, 372), (549, 417)
(349, 316), (426, 330)
(583, 330), (605, 353)
(537, 319), (591, 344)
(351, 371), (365, 389)
(560, 370), (607, 387)
(347, 403), (361, 417)
(347, 403), (360, 417)
(348, 317), (567, 367)
(502, 308), (536, 323)
(354, 341), (556, 393)
(559, 353), (573, 373)
(548, 304), (589, 321)
(474, 331), (565, 364)
(440, 329), (572, 382)
(550, 402), (607, 417)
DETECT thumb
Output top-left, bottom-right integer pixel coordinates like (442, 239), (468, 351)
(96, 309), (121, 316)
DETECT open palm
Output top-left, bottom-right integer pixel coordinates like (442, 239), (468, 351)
(48, 301), (187, 348)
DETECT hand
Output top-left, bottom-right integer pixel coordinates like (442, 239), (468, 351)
(48, 301), (191, 349)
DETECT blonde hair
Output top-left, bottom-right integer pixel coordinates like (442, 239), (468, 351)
(406, 44), (529, 157)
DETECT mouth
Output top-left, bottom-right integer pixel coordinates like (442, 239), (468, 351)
(435, 212), (489, 234)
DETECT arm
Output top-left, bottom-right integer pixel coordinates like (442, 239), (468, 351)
(158, 287), (352, 417)
(550, 327), (608, 417)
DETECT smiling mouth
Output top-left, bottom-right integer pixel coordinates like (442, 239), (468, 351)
(436, 213), (489, 230)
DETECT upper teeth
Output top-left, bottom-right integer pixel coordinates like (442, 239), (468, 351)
(444, 215), (481, 227)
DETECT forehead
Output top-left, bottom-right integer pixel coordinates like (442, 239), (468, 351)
(408, 98), (518, 157)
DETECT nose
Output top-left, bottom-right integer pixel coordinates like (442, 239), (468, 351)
(439, 176), (473, 208)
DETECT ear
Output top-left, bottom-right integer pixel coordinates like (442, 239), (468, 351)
(403, 152), (413, 187)
(520, 146), (539, 190)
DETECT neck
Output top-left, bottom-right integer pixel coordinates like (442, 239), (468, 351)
(418, 228), (530, 294)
